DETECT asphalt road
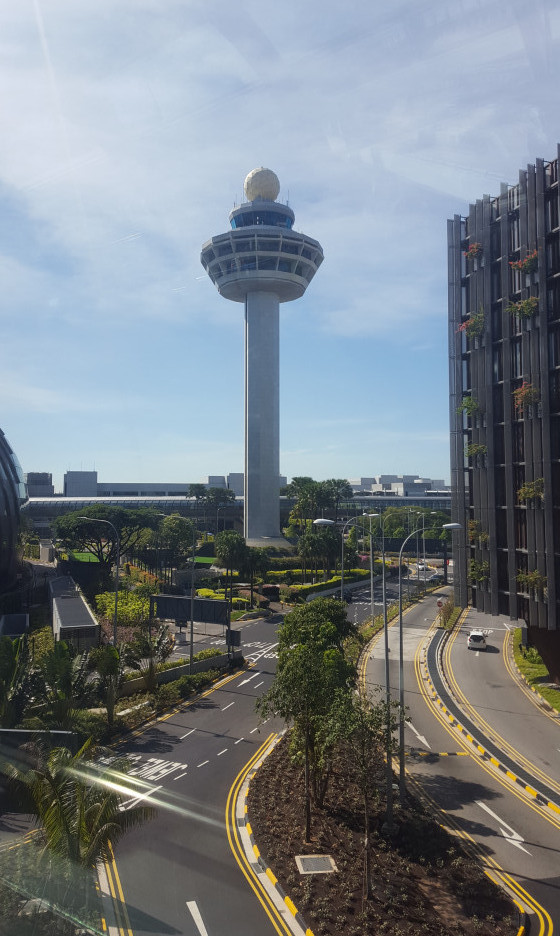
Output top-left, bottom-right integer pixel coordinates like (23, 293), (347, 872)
(111, 616), (283, 936)
(445, 611), (560, 801)
(363, 594), (560, 931)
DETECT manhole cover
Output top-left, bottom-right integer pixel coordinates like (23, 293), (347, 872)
(295, 855), (337, 874)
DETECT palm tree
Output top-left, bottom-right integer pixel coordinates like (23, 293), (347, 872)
(88, 645), (122, 725)
(7, 738), (154, 915)
(0, 634), (39, 728)
(215, 530), (247, 603)
(40, 641), (92, 729)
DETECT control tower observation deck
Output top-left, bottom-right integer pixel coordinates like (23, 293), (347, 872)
(201, 168), (324, 545)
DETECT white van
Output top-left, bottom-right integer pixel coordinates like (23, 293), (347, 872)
(467, 629), (486, 651)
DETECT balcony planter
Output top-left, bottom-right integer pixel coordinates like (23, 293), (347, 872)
(507, 297), (538, 319)
(456, 396), (479, 417)
(468, 559), (489, 584)
(457, 309), (485, 339)
(509, 249), (538, 274)
(517, 478), (544, 503)
(465, 442), (487, 461)
(513, 381), (539, 413)
(516, 569), (547, 594)
(464, 242), (482, 261)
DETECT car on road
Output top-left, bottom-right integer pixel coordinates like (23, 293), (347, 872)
(467, 629), (487, 650)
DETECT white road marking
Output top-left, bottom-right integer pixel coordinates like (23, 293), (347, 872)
(238, 673), (260, 686)
(120, 785), (163, 811)
(180, 729), (196, 740)
(217, 749), (228, 756)
(197, 760), (209, 768)
(221, 701), (235, 711)
(250, 727), (259, 734)
(475, 801), (531, 854)
(174, 772), (188, 780)
(254, 681), (264, 688)
(407, 722), (431, 749)
(186, 901), (210, 936)
(235, 738), (244, 744)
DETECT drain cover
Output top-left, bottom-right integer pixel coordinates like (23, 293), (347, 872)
(295, 855), (337, 874)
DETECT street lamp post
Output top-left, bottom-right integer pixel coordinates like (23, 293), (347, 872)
(189, 520), (196, 672)
(364, 512), (394, 827)
(363, 512), (377, 634)
(77, 517), (120, 647)
(397, 521), (461, 802)
(313, 516), (358, 599)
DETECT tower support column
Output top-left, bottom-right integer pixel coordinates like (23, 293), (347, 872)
(244, 290), (281, 543)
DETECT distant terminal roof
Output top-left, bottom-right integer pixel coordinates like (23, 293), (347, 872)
(23, 496), (242, 518)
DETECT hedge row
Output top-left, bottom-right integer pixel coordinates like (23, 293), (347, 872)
(281, 569), (370, 600)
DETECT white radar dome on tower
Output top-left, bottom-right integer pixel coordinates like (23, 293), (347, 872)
(244, 167), (280, 202)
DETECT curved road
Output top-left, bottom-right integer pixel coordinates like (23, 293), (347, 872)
(363, 592), (560, 932)
(110, 617), (284, 936)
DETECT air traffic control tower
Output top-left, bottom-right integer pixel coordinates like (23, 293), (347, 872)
(201, 168), (324, 545)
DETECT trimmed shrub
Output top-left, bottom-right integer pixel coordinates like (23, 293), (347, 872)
(155, 682), (181, 713)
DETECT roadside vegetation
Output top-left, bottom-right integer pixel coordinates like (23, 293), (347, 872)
(512, 628), (560, 713)
(250, 596), (516, 935)
(2, 496), (458, 932)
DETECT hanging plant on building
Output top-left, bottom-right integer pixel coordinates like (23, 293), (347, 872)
(513, 381), (540, 412)
(465, 442), (487, 458)
(517, 477), (544, 503)
(516, 569), (547, 592)
(457, 309), (485, 338)
(456, 396), (479, 417)
(468, 559), (489, 583)
(507, 297), (538, 319)
(464, 242), (482, 261)
(468, 519), (489, 545)
(509, 249), (538, 273)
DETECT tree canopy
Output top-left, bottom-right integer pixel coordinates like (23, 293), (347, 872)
(55, 505), (160, 566)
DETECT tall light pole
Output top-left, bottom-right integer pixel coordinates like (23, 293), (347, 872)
(366, 511), (395, 828)
(189, 519), (197, 672)
(397, 522), (461, 801)
(363, 513), (377, 630)
(313, 516), (357, 599)
(78, 516), (120, 647)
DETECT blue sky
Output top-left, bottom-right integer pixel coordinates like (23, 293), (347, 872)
(2, 0), (560, 491)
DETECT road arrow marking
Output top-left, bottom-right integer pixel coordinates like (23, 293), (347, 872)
(120, 784), (163, 811)
(186, 901), (210, 936)
(407, 722), (431, 748)
(475, 801), (531, 854)
(238, 673), (260, 686)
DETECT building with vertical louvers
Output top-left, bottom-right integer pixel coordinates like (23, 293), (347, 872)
(448, 147), (560, 675)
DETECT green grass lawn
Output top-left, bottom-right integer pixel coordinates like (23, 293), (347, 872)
(194, 556), (215, 564)
(69, 551), (99, 563)
(512, 627), (560, 713)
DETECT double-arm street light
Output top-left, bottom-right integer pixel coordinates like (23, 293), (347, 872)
(78, 516), (120, 647)
(397, 521), (461, 800)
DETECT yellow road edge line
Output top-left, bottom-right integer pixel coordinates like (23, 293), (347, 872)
(226, 734), (297, 936)
(108, 840), (133, 936)
(411, 622), (554, 931)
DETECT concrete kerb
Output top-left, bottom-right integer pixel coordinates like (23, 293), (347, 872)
(236, 733), (314, 936)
